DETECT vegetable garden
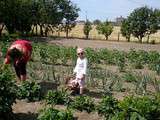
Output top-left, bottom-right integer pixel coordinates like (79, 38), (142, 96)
(0, 40), (160, 120)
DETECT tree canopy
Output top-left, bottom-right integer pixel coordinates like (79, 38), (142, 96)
(121, 6), (160, 43)
(96, 20), (113, 40)
(0, 0), (79, 36)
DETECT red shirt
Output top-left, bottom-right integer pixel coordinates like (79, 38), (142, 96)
(5, 39), (32, 64)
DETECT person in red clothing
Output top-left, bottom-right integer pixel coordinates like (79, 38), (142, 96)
(4, 39), (32, 81)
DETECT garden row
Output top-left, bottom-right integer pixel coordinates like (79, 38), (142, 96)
(0, 65), (160, 120)
(2, 41), (159, 73)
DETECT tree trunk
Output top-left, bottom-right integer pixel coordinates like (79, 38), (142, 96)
(0, 24), (4, 36)
(147, 34), (150, 43)
(40, 24), (43, 36)
(117, 32), (120, 41)
(139, 36), (143, 43)
(105, 35), (108, 40)
(35, 25), (38, 36)
(66, 28), (69, 38)
(86, 34), (89, 39)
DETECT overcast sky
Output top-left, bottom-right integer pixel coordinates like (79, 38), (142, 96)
(70, 0), (160, 21)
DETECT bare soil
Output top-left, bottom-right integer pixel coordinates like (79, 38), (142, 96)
(47, 38), (160, 52)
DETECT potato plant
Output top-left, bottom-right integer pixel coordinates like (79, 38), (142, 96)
(17, 81), (41, 102)
(38, 107), (74, 120)
(45, 89), (71, 106)
(0, 65), (17, 115)
(69, 96), (95, 113)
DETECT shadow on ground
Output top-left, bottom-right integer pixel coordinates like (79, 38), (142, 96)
(84, 89), (103, 99)
(38, 81), (59, 96)
(15, 113), (38, 120)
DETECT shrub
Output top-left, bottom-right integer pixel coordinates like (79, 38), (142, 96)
(118, 96), (160, 120)
(97, 96), (119, 119)
(0, 65), (17, 114)
(69, 96), (95, 113)
(38, 107), (74, 120)
(17, 81), (41, 102)
(45, 89), (71, 106)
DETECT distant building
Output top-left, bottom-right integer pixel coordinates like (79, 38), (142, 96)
(115, 16), (125, 26)
(76, 20), (85, 25)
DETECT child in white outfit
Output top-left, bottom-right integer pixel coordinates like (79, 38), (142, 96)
(73, 48), (88, 95)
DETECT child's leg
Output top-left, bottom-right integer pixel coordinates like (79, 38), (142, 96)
(78, 79), (85, 95)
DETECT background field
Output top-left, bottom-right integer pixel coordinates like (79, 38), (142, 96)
(52, 24), (160, 43)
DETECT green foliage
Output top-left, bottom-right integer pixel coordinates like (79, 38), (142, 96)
(83, 19), (92, 39)
(97, 95), (160, 120)
(118, 96), (160, 120)
(45, 89), (71, 106)
(58, 0), (79, 38)
(38, 107), (74, 120)
(0, 34), (19, 42)
(0, 65), (17, 113)
(97, 96), (119, 119)
(69, 96), (95, 113)
(17, 81), (41, 102)
(96, 20), (113, 40)
(98, 49), (115, 65)
(127, 49), (145, 69)
(126, 6), (159, 42)
(121, 19), (131, 42)
(85, 48), (100, 67)
(114, 50), (126, 72)
(122, 71), (137, 83)
(0, 0), (79, 36)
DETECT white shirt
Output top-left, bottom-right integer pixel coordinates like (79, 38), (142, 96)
(73, 57), (88, 79)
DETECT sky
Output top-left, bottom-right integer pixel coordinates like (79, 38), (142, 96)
(70, 0), (160, 22)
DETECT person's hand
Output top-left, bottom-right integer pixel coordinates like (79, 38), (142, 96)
(80, 74), (85, 80)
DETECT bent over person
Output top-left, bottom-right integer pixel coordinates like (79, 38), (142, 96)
(73, 48), (88, 95)
(4, 39), (32, 81)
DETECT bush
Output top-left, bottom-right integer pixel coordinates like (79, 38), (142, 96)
(45, 89), (71, 106)
(38, 107), (74, 120)
(97, 96), (119, 119)
(0, 65), (17, 114)
(117, 96), (160, 120)
(69, 96), (95, 113)
(17, 81), (41, 102)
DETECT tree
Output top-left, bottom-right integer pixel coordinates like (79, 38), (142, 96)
(127, 6), (159, 43)
(15, 0), (33, 35)
(121, 19), (131, 42)
(61, 0), (79, 38)
(96, 20), (113, 40)
(83, 19), (92, 39)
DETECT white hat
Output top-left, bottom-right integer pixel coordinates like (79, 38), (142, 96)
(77, 48), (84, 53)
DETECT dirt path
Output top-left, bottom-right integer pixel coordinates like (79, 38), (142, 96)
(48, 38), (160, 52)
(13, 99), (103, 120)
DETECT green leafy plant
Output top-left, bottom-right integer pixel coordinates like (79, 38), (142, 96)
(122, 71), (137, 83)
(45, 89), (71, 106)
(97, 96), (119, 119)
(69, 96), (95, 113)
(0, 65), (17, 115)
(118, 96), (160, 120)
(17, 81), (41, 102)
(38, 107), (74, 120)
(127, 49), (144, 69)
